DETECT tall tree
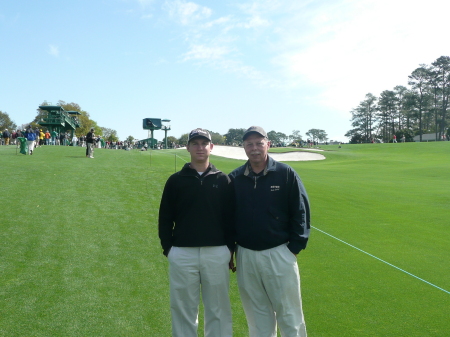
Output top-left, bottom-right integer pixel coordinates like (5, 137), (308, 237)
(393, 85), (408, 130)
(208, 131), (225, 145)
(224, 128), (245, 145)
(306, 129), (328, 143)
(377, 90), (398, 142)
(276, 132), (288, 145)
(408, 66), (431, 141)
(431, 56), (450, 139)
(162, 136), (178, 147)
(178, 133), (189, 146)
(101, 127), (119, 142)
(126, 135), (135, 144)
(266, 131), (287, 145)
(426, 67), (441, 140)
(348, 93), (378, 142)
(0, 111), (17, 131)
(289, 130), (302, 142)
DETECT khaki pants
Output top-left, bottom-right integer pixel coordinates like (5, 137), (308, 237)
(168, 246), (232, 337)
(236, 244), (307, 337)
(87, 143), (94, 157)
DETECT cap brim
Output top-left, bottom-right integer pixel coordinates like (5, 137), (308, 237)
(189, 136), (210, 141)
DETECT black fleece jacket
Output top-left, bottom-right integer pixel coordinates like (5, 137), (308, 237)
(158, 162), (235, 256)
(229, 156), (310, 254)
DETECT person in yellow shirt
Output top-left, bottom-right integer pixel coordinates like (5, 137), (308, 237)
(39, 130), (45, 146)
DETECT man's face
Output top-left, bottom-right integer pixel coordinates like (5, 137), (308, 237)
(243, 133), (270, 166)
(187, 137), (213, 162)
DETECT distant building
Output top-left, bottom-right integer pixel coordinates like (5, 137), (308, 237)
(413, 133), (441, 142)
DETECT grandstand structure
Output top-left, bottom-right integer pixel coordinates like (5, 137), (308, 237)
(37, 105), (81, 136)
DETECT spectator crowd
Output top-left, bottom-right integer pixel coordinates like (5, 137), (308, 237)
(1, 127), (136, 153)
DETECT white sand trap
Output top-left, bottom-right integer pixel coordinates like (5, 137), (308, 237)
(211, 145), (325, 161)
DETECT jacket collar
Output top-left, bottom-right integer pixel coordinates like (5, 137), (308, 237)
(180, 162), (220, 176)
(244, 156), (276, 177)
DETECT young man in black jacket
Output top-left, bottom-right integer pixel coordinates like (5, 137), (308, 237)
(229, 126), (310, 337)
(158, 128), (234, 337)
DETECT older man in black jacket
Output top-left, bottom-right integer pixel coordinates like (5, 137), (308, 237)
(229, 126), (310, 337)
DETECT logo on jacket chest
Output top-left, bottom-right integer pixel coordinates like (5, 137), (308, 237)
(270, 185), (280, 192)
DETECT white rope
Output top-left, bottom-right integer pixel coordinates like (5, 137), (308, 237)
(313, 226), (450, 295)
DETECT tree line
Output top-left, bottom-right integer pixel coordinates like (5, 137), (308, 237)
(346, 56), (450, 143)
(1, 100), (329, 147)
(168, 128), (329, 147)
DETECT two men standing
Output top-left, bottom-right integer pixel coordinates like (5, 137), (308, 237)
(158, 126), (310, 337)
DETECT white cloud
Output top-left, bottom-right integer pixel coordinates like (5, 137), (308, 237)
(202, 16), (231, 29)
(165, 0), (212, 25)
(229, 1), (279, 31)
(238, 15), (270, 29)
(182, 44), (230, 61)
(48, 45), (59, 57)
(136, 0), (154, 8)
(153, 57), (168, 65)
(163, 0), (450, 104)
(223, 61), (278, 87)
(270, 0), (450, 112)
(166, 1), (276, 84)
(237, 0), (284, 15)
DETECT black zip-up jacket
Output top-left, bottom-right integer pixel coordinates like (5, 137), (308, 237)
(158, 162), (234, 256)
(229, 156), (310, 254)
(86, 132), (94, 143)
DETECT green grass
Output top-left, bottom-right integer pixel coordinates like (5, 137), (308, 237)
(1, 142), (449, 336)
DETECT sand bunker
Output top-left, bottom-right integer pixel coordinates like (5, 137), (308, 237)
(211, 145), (325, 161)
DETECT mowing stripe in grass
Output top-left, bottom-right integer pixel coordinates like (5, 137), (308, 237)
(313, 226), (450, 295)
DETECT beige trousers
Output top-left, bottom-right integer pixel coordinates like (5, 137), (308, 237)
(168, 246), (232, 337)
(236, 244), (307, 337)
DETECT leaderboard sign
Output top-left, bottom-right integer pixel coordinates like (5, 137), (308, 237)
(142, 118), (162, 130)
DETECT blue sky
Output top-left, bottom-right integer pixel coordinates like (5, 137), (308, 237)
(1, 0), (449, 142)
